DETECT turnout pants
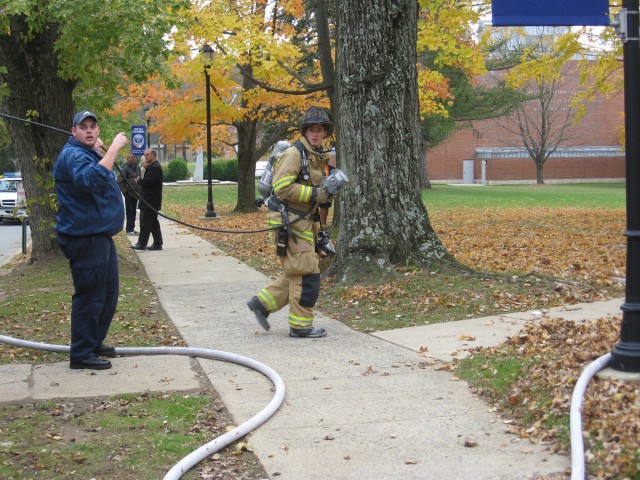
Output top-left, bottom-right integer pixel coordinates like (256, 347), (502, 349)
(57, 234), (119, 362)
(256, 234), (320, 329)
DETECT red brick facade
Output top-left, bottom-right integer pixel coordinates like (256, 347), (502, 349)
(427, 62), (625, 184)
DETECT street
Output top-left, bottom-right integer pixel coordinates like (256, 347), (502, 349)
(0, 220), (30, 266)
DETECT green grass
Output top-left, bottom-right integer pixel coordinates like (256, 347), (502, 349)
(0, 244), (266, 479)
(422, 183), (626, 209)
(163, 182), (626, 211)
(455, 353), (529, 401)
(320, 264), (574, 331)
(0, 392), (245, 479)
(0, 234), (188, 366)
(163, 184), (241, 209)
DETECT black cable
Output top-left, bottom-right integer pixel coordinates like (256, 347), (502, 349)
(0, 111), (315, 235)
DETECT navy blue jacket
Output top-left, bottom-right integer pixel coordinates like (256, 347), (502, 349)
(53, 137), (124, 236)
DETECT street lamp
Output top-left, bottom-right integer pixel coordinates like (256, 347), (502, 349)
(201, 44), (217, 218)
(143, 106), (151, 147)
(609, 3), (640, 372)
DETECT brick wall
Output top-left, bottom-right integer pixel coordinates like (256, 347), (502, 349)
(428, 61), (626, 183)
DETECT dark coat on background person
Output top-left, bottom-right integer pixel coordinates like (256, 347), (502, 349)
(138, 160), (163, 210)
(116, 162), (141, 196)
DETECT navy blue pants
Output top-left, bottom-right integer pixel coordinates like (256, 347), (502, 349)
(57, 234), (119, 362)
(124, 193), (137, 233)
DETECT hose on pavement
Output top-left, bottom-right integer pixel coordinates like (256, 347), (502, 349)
(569, 353), (611, 480)
(0, 334), (285, 480)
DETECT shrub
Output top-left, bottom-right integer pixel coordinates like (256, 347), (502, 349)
(208, 161), (225, 181)
(203, 158), (238, 182)
(164, 158), (189, 182)
(222, 159), (238, 182)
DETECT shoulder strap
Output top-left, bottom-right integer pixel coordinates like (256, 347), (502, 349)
(292, 140), (310, 181)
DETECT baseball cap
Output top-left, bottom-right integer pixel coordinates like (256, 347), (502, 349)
(72, 110), (98, 126)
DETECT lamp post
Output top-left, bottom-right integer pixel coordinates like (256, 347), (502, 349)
(609, 1), (640, 372)
(143, 106), (151, 147)
(202, 44), (217, 218)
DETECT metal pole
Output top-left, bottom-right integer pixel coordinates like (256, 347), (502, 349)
(610, 0), (640, 372)
(204, 64), (217, 218)
(21, 218), (27, 254)
(143, 106), (151, 148)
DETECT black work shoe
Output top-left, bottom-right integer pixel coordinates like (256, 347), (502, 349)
(94, 344), (116, 357)
(289, 327), (327, 338)
(126, 230), (139, 236)
(130, 243), (146, 250)
(70, 357), (112, 370)
(247, 296), (270, 331)
(146, 244), (163, 251)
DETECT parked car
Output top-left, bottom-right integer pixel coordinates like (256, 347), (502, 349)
(0, 176), (28, 221)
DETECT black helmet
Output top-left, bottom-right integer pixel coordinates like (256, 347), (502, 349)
(299, 106), (334, 136)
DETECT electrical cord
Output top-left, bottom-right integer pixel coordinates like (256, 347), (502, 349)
(116, 160), (314, 235)
(0, 334), (285, 480)
(0, 111), (315, 235)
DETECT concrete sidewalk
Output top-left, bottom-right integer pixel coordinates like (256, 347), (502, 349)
(122, 217), (576, 480)
(1, 216), (625, 479)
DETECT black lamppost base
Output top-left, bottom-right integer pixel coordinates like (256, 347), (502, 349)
(204, 210), (217, 218)
(610, 301), (640, 372)
(610, 343), (640, 372)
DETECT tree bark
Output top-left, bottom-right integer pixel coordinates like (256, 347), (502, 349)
(0, 16), (75, 262)
(419, 128), (431, 189)
(330, 0), (452, 282)
(235, 117), (259, 212)
(233, 63), (259, 213)
(536, 158), (545, 184)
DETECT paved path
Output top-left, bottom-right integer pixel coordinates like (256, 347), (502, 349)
(2, 216), (625, 479)
(123, 218), (575, 479)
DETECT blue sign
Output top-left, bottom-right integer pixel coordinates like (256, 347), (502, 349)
(131, 125), (147, 156)
(492, 0), (609, 26)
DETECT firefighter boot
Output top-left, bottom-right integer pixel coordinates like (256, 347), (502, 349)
(247, 296), (270, 331)
(289, 327), (327, 338)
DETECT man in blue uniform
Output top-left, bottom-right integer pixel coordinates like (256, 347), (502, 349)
(53, 110), (128, 370)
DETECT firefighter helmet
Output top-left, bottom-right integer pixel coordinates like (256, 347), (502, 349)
(299, 107), (334, 136)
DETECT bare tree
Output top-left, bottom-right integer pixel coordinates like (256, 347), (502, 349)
(496, 75), (575, 184)
(487, 26), (578, 184)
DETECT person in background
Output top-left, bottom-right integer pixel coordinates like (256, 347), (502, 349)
(116, 153), (141, 235)
(131, 148), (163, 251)
(247, 106), (346, 338)
(53, 110), (128, 370)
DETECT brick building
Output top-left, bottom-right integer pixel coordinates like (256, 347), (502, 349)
(427, 61), (625, 184)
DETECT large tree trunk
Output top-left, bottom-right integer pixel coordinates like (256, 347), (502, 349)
(0, 16), (75, 262)
(235, 118), (259, 212)
(329, 0), (451, 281)
(233, 63), (259, 213)
(536, 157), (545, 184)
(313, 0), (341, 225)
(419, 129), (431, 189)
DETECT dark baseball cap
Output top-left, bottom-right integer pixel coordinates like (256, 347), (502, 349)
(72, 110), (98, 126)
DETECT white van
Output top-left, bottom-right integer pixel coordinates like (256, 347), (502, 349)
(0, 176), (28, 220)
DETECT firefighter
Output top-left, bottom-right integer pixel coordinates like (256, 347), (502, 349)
(247, 106), (344, 338)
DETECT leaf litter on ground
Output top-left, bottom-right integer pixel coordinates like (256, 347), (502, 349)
(0, 204), (633, 479)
